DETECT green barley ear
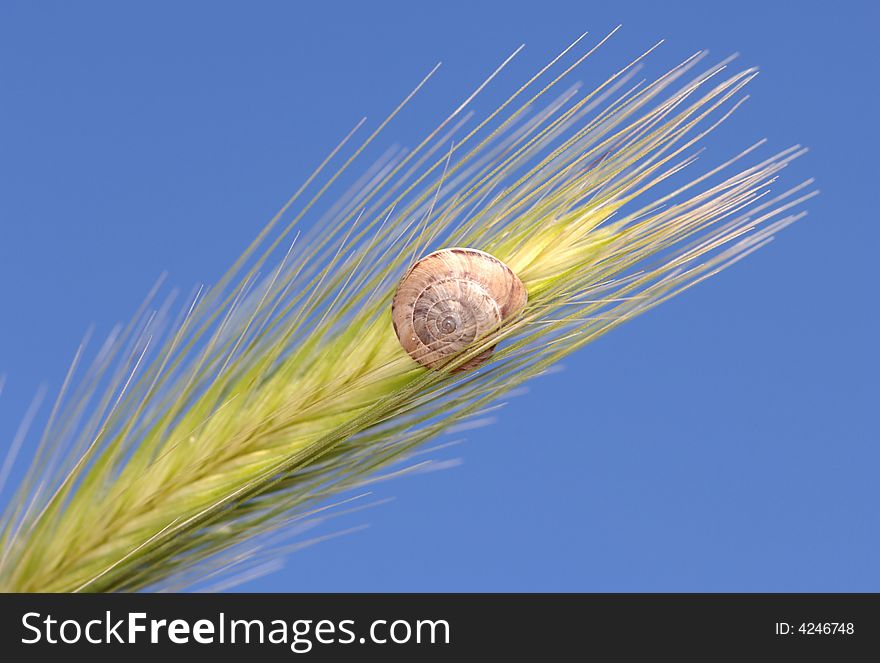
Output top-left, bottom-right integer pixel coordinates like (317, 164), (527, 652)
(0, 29), (815, 592)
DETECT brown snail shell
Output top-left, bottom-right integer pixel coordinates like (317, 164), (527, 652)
(391, 248), (528, 371)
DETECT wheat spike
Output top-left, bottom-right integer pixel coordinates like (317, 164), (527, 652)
(0, 30), (814, 592)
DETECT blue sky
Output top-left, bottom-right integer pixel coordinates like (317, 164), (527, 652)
(0, 1), (877, 591)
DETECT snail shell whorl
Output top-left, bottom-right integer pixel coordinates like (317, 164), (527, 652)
(391, 248), (528, 371)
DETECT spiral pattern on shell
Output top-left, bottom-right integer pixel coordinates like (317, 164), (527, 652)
(391, 248), (528, 371)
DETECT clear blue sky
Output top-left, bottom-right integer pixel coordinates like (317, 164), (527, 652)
(0, 1), (876, 591)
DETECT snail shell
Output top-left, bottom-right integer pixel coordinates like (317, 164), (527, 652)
(391, 247), (528, 371)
